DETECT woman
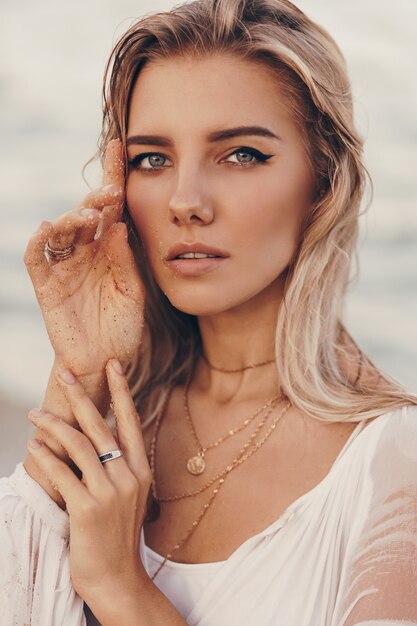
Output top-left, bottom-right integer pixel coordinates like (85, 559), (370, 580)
(1, 0), (416, 624)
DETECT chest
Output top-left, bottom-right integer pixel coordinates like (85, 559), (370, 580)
(141, 398), (358, 564)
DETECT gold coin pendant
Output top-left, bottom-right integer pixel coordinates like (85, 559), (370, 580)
(187, 454), (206, 475)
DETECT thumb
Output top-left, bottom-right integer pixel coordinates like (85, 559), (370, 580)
(103, 139), (125, 189)
(101, 139), (125, 225)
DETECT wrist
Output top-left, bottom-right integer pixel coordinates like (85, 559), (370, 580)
(24, 359), (113, 512)
(52, 356), (106, 386)
(51, 357), (110, 414)
(84, 570), (187, 626)
(82, 570), (150, 625)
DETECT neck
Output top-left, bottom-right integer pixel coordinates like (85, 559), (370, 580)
(194, 282), (282, 404)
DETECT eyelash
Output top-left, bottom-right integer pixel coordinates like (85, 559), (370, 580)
(127, 147), (273, 173)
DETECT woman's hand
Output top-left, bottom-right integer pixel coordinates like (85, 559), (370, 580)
(26, 360), (151, 606)
(24, 139), (145, 379)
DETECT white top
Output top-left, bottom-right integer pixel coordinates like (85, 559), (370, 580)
(143, 542), (223, 619)
(1, 404), (417, 625)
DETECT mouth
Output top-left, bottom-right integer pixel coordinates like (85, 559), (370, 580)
(165, 243), (229, 276)
(175, 252), (220, 260)
(166, 243), (229, 261)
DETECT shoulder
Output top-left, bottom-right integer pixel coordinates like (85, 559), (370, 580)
(357, 403), (417, 488)
(376, 402), (417, 453)
(363, 402), (417, 447)
(335, 404), (417, 527)
(334, 403), (417, 485)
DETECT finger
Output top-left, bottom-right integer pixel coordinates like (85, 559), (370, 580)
(27, 405), (116, 499)
(76, 184), (124, 212)
(24, 221), (55, 285)
(106, 359), (150, 482)
(76, 208), (102, 245)
(77, 184), (124, 244)
(47, 207), (101, 250)
(26, 432), (92, 516)
(103, 139), (125, 189)
(99, 139), (125, 230)
(90, 138), (126, 239)
(54, 368), (131, 485)
(93, 203), (121, 242)
(104, 223), (146, 301)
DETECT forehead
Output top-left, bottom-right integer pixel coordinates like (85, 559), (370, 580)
(127, 54), (300, 139)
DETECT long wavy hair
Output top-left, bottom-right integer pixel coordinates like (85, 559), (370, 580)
(98, 0), (417, 428)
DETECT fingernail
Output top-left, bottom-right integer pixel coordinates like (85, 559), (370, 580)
(102, 184), (122, 195)
(37, 221), (51, 233)
(111, 359), (124, 375)
(80, 208), (98, 218)
(28, 439), (42, 449)
(58, 369), (76, 384)
(94, 218), (104, 241)
(29, 408), (47, 418)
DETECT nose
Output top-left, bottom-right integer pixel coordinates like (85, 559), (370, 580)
(168, 167), (214, 226)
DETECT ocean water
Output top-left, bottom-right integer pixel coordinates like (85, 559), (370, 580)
(1, 0), (416, 410)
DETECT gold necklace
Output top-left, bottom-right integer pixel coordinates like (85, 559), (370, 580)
(151, 394), (282, 502)
(148, 396), (291, 581)
(184, 376), (281, 476)
(201, 352), (276, 373)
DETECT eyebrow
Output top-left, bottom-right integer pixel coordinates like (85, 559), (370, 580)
(126, 125), (281, 147)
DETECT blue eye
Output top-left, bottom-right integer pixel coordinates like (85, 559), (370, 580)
(127, 146), (273, 173)
(128, 152), (171, 172)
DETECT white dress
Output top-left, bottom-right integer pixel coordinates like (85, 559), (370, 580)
(1, 404), (417, 625)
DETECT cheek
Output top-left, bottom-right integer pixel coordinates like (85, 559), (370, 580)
(230, 172), (311, 259)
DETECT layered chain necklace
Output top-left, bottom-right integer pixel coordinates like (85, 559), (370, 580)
(185, 352), (277, 475)
(184, 384), (280, 476)
(146, 353), (291, 581)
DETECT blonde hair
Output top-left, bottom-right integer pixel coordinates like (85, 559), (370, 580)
(99, 0), (417, 427)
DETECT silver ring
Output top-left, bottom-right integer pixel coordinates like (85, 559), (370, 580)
(98, 449), (123, 464)
(44, 240), (74, 263)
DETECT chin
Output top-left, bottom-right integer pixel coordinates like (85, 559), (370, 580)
(151, 263), (285, 317)
(163, 290), (231, 317)
(159, 281), (259, 317)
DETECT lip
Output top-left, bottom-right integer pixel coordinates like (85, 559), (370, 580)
(166, 242), (229, 261)
(167, 256), (227, 276)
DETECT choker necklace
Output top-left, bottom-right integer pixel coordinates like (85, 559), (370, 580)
(201, 353), (276, 373)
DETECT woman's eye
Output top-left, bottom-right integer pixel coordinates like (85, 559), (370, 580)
(128, 152), (171, 172)
(128, 147), (273, 173)
(224, 147), (273, 167)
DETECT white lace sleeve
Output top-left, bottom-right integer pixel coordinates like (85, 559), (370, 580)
(333, 404), (417, 626)
(0, 462), (86, 625)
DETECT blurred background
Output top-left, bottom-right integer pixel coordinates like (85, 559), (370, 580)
(1, 0), (416, 476)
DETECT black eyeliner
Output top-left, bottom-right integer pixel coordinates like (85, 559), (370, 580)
(235, 147), (273, 162)
(127, 146), (274, 171)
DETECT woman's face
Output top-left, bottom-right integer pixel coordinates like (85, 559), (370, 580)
(126, 54), (316, 316)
